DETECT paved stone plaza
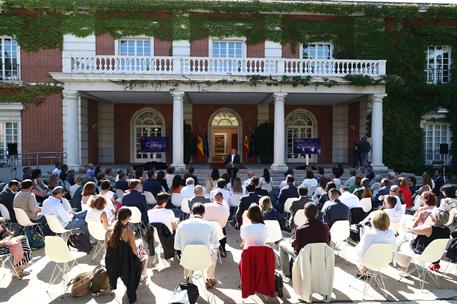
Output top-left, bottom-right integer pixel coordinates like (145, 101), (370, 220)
(1, 225), (457, 304)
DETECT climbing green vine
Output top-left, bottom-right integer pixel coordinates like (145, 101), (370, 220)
(1, 0), (457, 172)
(0, 83), (62, 104)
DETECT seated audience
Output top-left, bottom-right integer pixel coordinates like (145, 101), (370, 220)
(398, 177), (413, 208)
(122, 179), (148, 226)
(353, 210), (396, 277)
(279, 202), (330, 278)
(155, 171), (169, 193)
(148, 192), (179, 233)
(165, 167), (176, 190)
(170, 175), (183, 194)
(301, 170), (318, 190)
(311, 177), (328, 203)
(70, 176), (83, 198)
(0, 217), (32, 277)
(42, 187), (89, 238)
(259, 168), (273, 193)
(396, 208), (450, 272)
(188, 185), (210, 211)
(143, 170), (162, 198)
(180, 177), (196, 200)
(99, 180), (116, 221)
(115, 173), (129, 192)
(235, 183), (261, 227)
(0, 180), (20, 222)
(105, 208), (147, 303)
(278, 175), (299, 213)
(174, 203), (219, 289)
(240, 204), (268, 249)
(289, 187), (310, 227)
(229, 177), (243, 211)
(204, 192), (230, 256)
(321, 188), (350, 228)
(81, 181), (97, 211)
(412, 191), (437, 228)
(439, 184), (457, 212)
(251, 176), (269, 197)
(260, 196), (286, 230)
(353, 178), (372, 200)
(187, 167), (199, 186)
(210, 178), (231, 202)
(349, 176), (362, 194)
(13, 179), (45, 224)
(318, 181), (336, 210)
(279, 169), (294, 190)
(86, 195), (109, 230)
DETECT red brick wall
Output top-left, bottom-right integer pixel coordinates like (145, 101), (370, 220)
(21, 94), (63, 154)
(20, 48), (62, 82)
(192, 105), (258, 164)
(190, 38), (209, 57)
(154, 38), (172, 56)
(282, 43), (300, 58)
(247, 42), (265, 58)
(96, 33), (115, 55)
(87, 100), (99, 164)
(348, 101), (361, 164)
(114, 104), (173, 164)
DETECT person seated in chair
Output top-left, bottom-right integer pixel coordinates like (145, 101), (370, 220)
(122, 179), (148, 226)
(188, 185), (210, 211)
(204, 192), (230, 257)
(148, 192), (179, 234)
(279, 202), (330, 278)
(321, 188), (350, 228)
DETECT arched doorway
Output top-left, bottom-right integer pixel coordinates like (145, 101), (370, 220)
(208, 109), (242, 163)
(286, 109), (318, 162)
(131, 108), (166, 163)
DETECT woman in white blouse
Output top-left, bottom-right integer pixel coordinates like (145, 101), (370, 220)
(99, 180), (116, 221)
(81, 181), (97, 211)
(259, 168), (273, 193)
(240, 204), (268, 249)
(85, 195), (109, 230)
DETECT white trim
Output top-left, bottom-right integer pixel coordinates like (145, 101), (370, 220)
(0, 36), (20, 81)
(129, 107), (166, 163)
(425, 45), (452, 84)
(115, 36), (154, 56)
(207, 108), (243, 163)
(209, 37), (247, 58)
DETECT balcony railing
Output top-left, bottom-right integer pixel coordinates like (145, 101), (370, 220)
(69, 56), (386, 78)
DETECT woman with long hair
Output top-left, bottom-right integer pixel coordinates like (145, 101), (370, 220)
(171, 175), (183, 193)
(81, 181), (97, 211)
(240, 204), (268, 249)
(398, 177), (413, 208)
(259, 168), (273, 193)
(229, 177), (243, 219)
(105, 208), (148, 303)
(155, 170), (169, 193)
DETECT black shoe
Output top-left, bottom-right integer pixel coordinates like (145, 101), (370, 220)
(220, 247), (227, 257)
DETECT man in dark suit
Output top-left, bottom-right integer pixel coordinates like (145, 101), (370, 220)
(251, 176), (269, 197)
(321, 188), (350, 228)
(235, 183), (261, 227)
(373, 178), (391, 209)
(0, 180), (20, 222)
(143, 170), (162, 198)
(122, 179), (149, 225)
(115, 173), (129, 192)
(188, 185), (210, 210)
(289, 186), (311, 227)
(278, 174), (299, 213)
(224, 148), (241, 183)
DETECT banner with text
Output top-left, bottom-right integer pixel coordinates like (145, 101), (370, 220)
(294, 138), (321, 155)
(141, 136), (168, 152)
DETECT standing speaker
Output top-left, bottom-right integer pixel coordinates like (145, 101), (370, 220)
(7, 143), (18, 156)
(439, 143), (449, 155)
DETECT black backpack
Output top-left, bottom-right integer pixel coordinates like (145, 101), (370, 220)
(67, 232), (93, 253)
(169, 279), (199, 304)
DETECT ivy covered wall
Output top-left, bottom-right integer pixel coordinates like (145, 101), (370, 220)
(1, 0), (457, 173)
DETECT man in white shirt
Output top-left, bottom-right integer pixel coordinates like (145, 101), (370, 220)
(204, 192), (230, 256)
(210, 178), (231, 202)
(174, 203), (219, 289)
(180, 177), (195, 200)
(279, 169), (294, 191)
(344, 169), (357, 188)
(340, 186), (360, 209)
(148, 192), (179, 233)
(242, 171), (254, 194)
(51, 162), (62, 176)
(42, 186), (89, 238)
(358, 195), (402, 226)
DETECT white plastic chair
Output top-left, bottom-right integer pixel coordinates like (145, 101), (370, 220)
(284, 198), (295, 215)
(122, 206), (144, 236)
(265, 220), (283, 244)
(181, 198), (191, 219)
(44, 214), (76, 241)
(330, 220), (350, 256)
(0, 203), (13, 230)
(171, 193), (182, 208)
(87, 220), (106, 261)
(406, 238), (450, 290)
(389, 222), (400, 235)
(61, 198), (72, 212)
(14, 207), (44, 236)
(356, 243), (394, 299)
(293, 210), (306, 227)
(144, 191), (157, 207)
(446, 208), (455, 226)
(45, 236), (80, 295)
(359, 198), (372, 213)
(242, 210), (251, 225)
(180, 244), (214, 299)
(0, 253), (19, 282)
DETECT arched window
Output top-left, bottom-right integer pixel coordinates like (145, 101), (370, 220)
(211, 111), (239, 126)
(132, 109), (165, 162)
(286, 110), (317, 160)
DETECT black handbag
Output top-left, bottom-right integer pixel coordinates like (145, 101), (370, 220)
(67, 232), (93, 253)
(169, 278), (199, 304)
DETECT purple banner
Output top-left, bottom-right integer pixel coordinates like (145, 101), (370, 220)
(294, 138), (321, 155)
(141, 136), (168, 152)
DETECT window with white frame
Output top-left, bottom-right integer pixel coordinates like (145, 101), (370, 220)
(0, 37), (19, 80)
(0, 121), (18, 156)
(423, 121), (452, 165)
(302, 42), (333, 59)
(426, 45), (451, 84)
(118, 38), (152, 56)
(211, 40), (245, 73)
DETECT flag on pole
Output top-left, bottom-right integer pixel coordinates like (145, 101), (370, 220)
(204, 130), (209, 158)
(195, 133), (205, 157)
(243, 134), (249, 155)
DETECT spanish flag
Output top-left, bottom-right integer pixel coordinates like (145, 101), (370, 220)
(243, 134), (249, 155)
(196, 134), (205, 157)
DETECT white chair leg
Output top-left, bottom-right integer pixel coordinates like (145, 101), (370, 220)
(48, 263), (59, 289)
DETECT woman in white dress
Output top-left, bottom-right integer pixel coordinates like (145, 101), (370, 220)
(99, 180), (116, 221)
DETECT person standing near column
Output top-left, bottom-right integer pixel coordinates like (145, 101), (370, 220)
(224, 148), (240, 183)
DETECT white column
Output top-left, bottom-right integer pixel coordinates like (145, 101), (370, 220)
(370, 94), (387, 170)
(171, 91), (186, 171)
(62, 90), (80, 167)
(271, 92), (288, 171)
